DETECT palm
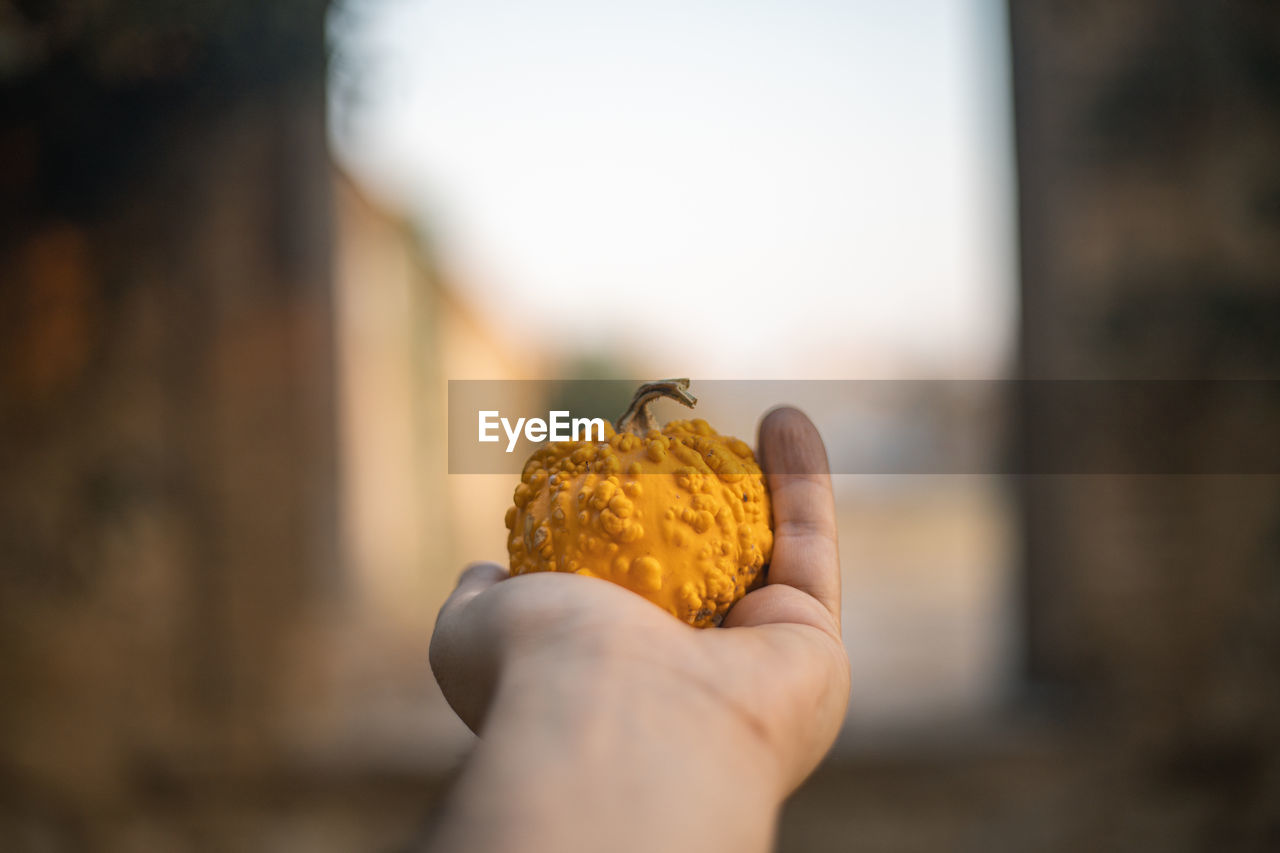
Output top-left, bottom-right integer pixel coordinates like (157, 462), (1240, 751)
(431, 408), (848, 790)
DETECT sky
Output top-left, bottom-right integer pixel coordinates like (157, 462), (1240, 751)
(328, 0), (1016, 378)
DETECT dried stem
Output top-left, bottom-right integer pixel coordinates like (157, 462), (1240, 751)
(614, 379), (698, 435)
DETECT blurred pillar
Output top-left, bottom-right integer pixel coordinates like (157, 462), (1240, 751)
(0, 0), (335, 834)
(1011, 0), (1280, 757)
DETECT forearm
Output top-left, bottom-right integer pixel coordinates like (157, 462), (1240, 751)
(426, 655), (783, 853)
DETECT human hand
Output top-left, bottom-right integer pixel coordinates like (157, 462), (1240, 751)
(427, 407), (848, 852)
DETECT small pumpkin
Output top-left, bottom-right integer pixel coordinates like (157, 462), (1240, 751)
(505, 379), (773, 627)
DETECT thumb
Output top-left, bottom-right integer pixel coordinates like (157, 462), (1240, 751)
(723, 407), (840, 634)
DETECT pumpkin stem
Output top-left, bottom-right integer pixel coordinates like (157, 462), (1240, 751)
(615, 379), (698, 435)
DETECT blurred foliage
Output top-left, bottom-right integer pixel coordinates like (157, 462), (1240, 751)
(546, 354), (636, 424)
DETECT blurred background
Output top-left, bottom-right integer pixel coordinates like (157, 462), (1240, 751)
(1, 1), (1278, 850)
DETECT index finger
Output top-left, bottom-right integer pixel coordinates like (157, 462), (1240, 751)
(757, 406), (840, 620)
(436, 561), (508, 625)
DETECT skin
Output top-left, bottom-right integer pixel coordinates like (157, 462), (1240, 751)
(427, 407), (849, 853)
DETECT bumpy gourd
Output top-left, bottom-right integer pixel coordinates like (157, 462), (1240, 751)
(505, 379), (773, 627)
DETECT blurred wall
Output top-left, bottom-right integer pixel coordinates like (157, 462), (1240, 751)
(0, 1), (343, 847)
(1013, 0), (1280, 750)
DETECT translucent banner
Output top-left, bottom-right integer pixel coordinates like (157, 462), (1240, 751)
(447, 380), (1280, 475)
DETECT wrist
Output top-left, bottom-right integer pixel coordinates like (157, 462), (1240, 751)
(432, 643), (784, 853)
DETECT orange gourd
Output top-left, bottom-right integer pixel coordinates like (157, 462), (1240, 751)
(505, 380), (772, 627)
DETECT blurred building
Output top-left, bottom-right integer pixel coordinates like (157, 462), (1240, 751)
(323, 168), (544, 777)
(0, 4), (540, 848)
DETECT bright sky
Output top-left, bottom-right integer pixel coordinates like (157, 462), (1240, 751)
(329, 0), (1016, 378)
